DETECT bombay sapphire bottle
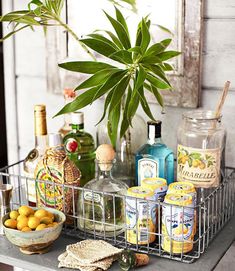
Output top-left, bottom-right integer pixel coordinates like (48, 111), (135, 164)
(135, 121), (174, 185)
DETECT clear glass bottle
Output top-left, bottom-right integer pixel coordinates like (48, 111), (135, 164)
(97, 114), (146, 187)
(23, 104), (48, 206)
(177, 110), (226, 190)
(77, 144), (128, 236)
(59, 88), (76, 137)
(63, 112), (95, 186)
(135, 121), (174, 186)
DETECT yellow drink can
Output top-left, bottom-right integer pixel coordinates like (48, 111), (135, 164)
(161, 193), (195, 254)
(142, 177), (168, 201)
(126, 187), (156, 245)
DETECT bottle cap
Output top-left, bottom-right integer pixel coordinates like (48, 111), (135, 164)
(147, 121), (161, 139)
(71, 112), (84, 125)
(96, 144), (115, 171)
(48, 133), (62, 147)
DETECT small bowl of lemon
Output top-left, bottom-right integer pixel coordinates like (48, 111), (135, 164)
(2, 205), (66, 254)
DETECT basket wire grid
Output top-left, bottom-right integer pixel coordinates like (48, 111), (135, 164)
(0, 161), (235, 263)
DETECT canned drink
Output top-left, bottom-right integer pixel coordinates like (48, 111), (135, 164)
(142, 177), (167, 202)
(126, 187), (156, 245)
(167, 182), (196, 206)
(161, 194), (195, 254)
(167, 181), (197, 234)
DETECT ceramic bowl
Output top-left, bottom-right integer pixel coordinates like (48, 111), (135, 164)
(2, 207), (66, 254)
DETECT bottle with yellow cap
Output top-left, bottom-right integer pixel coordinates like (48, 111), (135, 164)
(161, 194), (195, 254)
(126, 186), (157, 245)
(23, 104), (48, 206)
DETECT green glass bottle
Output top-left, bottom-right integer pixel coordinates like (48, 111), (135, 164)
(63, 112), (95, 186)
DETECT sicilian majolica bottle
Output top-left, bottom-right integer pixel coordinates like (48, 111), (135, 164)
(63, 112), (95, 187)
(135, 121), (174, 185)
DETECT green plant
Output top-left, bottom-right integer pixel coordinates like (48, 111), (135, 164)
(0, 0), (180, 147)
(56, 8), (180, 146)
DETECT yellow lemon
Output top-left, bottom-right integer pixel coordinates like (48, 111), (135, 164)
(17, 217), (29, 230)
(35, 224), (47, 231)
(47, 223), (54, 228)
(21, 226), (32, 232)
(28, 217), (40, 229)
(17, 214), (27, 222)
(53, 222), (58, 227)
(18, 206), (33, 217)
(46, 211), (54, 222)
(40, 216), (52, 225)
(4, 219), (17, 229)
(9, 210), (19, 220)
(34, 209), (48, 219)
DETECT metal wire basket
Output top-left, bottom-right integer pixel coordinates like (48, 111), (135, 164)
(0, 161), (234, 263)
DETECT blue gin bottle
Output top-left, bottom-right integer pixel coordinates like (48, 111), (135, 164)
(135, 121), (174, 185)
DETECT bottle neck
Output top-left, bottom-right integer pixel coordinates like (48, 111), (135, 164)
(72, 123), (84, 132)
(35, 135), (48, 150)
(148, 136), (162, 145)
(97, 162), (113, 180)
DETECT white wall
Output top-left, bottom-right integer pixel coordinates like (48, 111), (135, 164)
(3, 0), (235, 167)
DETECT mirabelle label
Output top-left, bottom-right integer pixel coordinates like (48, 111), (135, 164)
(177, 144), (221, 188)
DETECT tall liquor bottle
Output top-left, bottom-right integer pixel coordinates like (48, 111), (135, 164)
(59, 88), (76, 137)
(63, 112), (95, 186)
(135, 121), (174, 185)
(23, 104), (48, 206)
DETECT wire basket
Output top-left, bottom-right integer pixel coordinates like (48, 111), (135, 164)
(0, 161), (235, 263)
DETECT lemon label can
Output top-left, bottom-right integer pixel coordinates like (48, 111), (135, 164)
(161, 194), (194, 254)
(126, 187), (156, 245)
(142, 177), (167, 202)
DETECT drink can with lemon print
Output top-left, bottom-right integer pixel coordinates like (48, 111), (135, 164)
(161, 194), (195, 254)
(126, 187), (156, 245)
(142, 177), (167, 202)
(167, 181), (197, 235)
(167, 182), (196, 206)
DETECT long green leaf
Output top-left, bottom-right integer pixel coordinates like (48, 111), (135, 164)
(158, 51), (181, 61)
(54, 86), (100, 116)
(134, 65), (147, 91)
(140, 18), (150, 53)
(92, 70), (127, 102)
(96, 88), (115, 126)
(103, 10), (131, 49)
(138, 87), (155, 121)
(109, 75), (130, 111)
(143, 64), (171, 86)
(109, 50), (133, 64)
(58, 61), (116, 74)
(145, 39), (172, 56)
(0, 25), (30, 42)
(114, 6), (130, 39)
(88, 33), (119, 50)
(161, 62), (174, 71)
(108, 101), (121, 147)
(146, 73), (171, 90)
(141, 55), (162, 64)
(75, 68), (120, 90)
(80, 38), (117, 58)
(120, 85), (132, 138)
(144, 83), (164, 107)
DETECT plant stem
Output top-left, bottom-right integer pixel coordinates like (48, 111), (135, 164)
(55, 16), (97, 61)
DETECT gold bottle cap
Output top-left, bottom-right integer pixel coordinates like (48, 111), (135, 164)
(34, 104), (47, 136)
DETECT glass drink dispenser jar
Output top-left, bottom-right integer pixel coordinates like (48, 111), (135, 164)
(177, 110), (226, 188)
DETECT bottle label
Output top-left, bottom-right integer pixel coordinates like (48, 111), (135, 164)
(138, 158), (159, 185)
(65, 138), (80, 153)
(177, 144), (221, 188)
